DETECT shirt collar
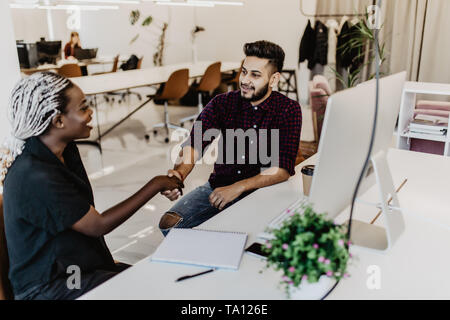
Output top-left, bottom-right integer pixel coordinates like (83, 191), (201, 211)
(23, 137), (82, 175)
(240, 90), (275, 111)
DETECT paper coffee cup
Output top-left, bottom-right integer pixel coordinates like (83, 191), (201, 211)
(301, 165), (315, 196)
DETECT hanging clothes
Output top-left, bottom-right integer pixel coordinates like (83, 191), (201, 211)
(299, 20), (316, 66)
(312, 20), (328, 68)
(337, 20), (364, 74)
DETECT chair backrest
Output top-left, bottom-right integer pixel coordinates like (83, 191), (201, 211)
(0, 195), (13, 300)
(58, 64), (82, 78)
(309, 75), (331, 142)
(111, 55), (120, 73)
(158, 68), (190, 101)
(198, 62), (222, 92)
(137, 57), (143, 70)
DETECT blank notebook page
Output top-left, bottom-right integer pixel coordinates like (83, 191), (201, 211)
(150, 228), (248, 270)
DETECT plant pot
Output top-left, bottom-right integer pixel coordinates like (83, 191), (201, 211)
(288, 276), (336, 300)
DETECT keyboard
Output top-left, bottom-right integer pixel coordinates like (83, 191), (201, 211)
(257, 197), (307, 241)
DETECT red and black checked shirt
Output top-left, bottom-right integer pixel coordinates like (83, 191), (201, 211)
(182, 90), (302, 189)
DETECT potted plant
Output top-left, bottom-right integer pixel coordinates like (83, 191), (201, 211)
(262, 204), (351, 299)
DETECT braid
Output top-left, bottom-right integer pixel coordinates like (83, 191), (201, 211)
(0, 72), (73, 186)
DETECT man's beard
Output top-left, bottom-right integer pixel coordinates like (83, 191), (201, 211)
(241, 82), (270, 102)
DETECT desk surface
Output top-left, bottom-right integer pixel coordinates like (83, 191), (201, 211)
(20, 56), (122, 74)
(79, 149), (450, 299)
(71, 61), (241, 95)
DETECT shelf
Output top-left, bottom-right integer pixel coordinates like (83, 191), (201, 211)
(400, 131), (447, 142)
(404, 81), (450, 96)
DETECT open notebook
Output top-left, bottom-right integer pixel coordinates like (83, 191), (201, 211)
(150, 228), (248, 270)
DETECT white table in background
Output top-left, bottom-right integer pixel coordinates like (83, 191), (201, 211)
(70, 61), (241, 152)
(78, 148), (450, 300)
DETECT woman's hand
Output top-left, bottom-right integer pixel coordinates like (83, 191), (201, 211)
(161, 170), (184, 201)
(152, 175), (184, 194)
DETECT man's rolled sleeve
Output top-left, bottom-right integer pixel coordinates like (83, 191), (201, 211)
(277, 102), (302, 176)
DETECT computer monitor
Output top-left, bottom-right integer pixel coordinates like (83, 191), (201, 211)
(74, 48), (98, 60)
(308, 71), (407, 251)
(36, 40), (62, 65)
(16, 42), (39, 69)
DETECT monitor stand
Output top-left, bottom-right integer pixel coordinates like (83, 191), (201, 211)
(346, 150), (405, 252)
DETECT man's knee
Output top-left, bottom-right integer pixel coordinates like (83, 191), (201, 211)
(159, 212), (182, 230)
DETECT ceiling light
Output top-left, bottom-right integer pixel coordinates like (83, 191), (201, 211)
(61, 0), (140, 4)
(156, 1), (214, 7)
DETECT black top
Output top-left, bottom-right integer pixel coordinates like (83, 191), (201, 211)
(3, 137), (114, 296)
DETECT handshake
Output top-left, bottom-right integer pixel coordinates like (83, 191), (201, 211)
(153, 170), (184, 199)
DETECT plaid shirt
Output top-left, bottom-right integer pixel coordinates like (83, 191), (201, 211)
(182, 90), (302, 189)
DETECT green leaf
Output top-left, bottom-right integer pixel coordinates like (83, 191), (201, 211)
(142, 15), (153, 26)
(129, 10), (140, 25)
(129, 33), (139, 45)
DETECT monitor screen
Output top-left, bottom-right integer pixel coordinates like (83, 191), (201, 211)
(36, 40), (61, 64)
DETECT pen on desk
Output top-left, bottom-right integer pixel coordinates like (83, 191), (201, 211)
(175, 268), (215, 282)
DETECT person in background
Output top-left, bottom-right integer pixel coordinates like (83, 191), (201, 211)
(64, 31), (81, 60)
(0, 72), (184, 300)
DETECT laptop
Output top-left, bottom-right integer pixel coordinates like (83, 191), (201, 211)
(74, 48), (98, 60)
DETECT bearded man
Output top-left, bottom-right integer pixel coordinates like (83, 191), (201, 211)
(158, 40), (302, 235)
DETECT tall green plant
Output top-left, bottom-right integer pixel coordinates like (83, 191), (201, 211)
(128, 10), (167, 66)
(333, 13), (387, 89)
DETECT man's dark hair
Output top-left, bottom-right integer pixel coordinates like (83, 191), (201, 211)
(243, 40), (285, 74)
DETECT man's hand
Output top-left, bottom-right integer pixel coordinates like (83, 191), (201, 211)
(161, 170), (184, 201)
(209, 183), (246, 210)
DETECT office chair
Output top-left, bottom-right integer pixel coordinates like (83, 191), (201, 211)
(58, 64), (82, 78)
(299, 75), (331, 159)
(179, 62), (221, 127)
(146, 69), (190, 143)
(0, 195), (14, 300)
(117, 56), (144, 104)
(93, 55), (119, 76)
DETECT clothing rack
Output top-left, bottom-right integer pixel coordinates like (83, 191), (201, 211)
(299, 0), (367, 18)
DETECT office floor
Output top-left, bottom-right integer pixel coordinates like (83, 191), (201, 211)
(78, 87), (315, 265)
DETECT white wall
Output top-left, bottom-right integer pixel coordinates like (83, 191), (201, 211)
(11, 1), (315, 66)
(0, 2), (21, 143)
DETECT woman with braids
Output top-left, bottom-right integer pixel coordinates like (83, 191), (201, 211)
(0, 72), (184, 300)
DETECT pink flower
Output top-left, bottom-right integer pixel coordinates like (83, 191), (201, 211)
(302, 275), (308, 282)
(344, 273), (350, 278)
(313, 243), (319, 249)
(347, 240), (352, 246)
(349, 253), (353, 258)
(324, 259), (331, 265)
(288, 281), (294, 285)
(282, 244), (289, 250)
(288, 267), (296, 273)
(338, 239), (345, 246)
(266, 243), (272, 249)
(318, 256), (325, 263)
(326, 271), (333, 277)
(282, 276), (290, 282)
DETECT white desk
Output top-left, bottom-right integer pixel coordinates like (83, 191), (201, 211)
(71, 61), (241, 95)
(70, 61), (241, 151)
(79, 148), (450, 299)
(20, 56), (124, 75)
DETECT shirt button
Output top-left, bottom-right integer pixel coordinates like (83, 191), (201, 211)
(237, 170), (241, 174)
(241, 155), (245, 159)
(253, 124), (257, 128)
(250, 140), (254, 144)
(254, 107), (258, 111)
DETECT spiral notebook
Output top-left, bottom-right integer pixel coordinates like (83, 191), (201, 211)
(150, 228), (248, 270)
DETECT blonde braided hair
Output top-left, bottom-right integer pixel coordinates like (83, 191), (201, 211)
(0, 72), (73, 186)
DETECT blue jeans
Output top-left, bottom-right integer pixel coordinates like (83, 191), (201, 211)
(160, 182), (247, 236)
